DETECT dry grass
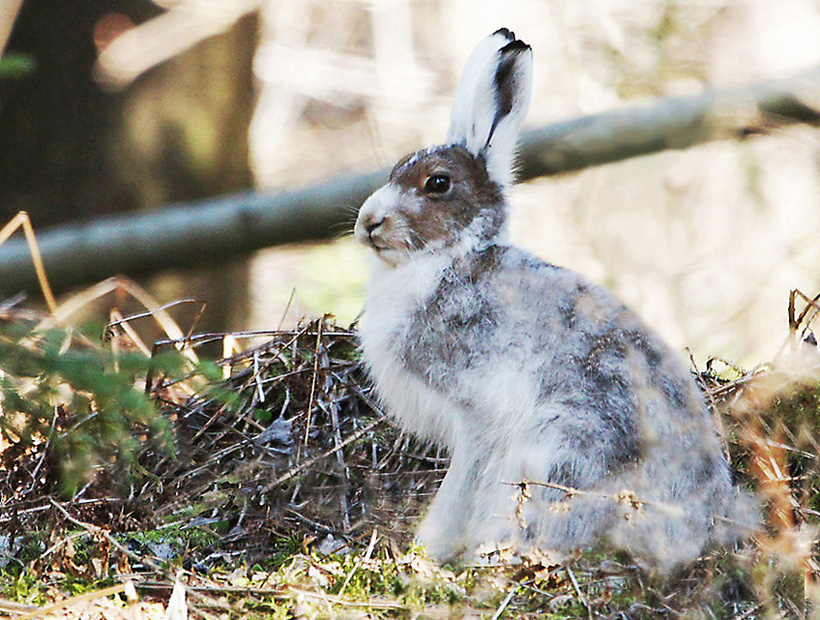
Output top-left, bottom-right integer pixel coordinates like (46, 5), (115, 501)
(1, 284), (820, 618)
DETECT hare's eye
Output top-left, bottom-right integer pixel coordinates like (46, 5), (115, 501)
(424, 174), (451, 194)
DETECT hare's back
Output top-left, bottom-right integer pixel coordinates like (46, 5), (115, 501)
(403, 244), (717, 445)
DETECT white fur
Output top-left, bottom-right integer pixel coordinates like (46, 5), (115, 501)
(446, 31), (514, 155)
(358, 251), (457, 444)
(446, 31), (532, 188)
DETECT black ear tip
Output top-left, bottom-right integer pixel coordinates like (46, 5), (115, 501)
(500, 39), (531, 54)
(493, 27), (515, 40)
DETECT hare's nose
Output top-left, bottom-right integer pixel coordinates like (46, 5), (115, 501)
(355, 210), (390, 248)
(365, 218), (385, 236)
(362, 215), (394, 251)
(360, 212), (389, 238)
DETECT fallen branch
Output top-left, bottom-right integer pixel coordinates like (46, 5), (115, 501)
(1, 66), (819, 295)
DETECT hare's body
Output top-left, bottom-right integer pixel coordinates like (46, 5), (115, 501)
(355, 30), (753, 569)
(360, 242), (737, 566)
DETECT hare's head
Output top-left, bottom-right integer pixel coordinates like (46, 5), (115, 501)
(355, 29), (532, 266)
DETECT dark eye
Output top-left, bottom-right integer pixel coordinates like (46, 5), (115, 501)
(424, 174), (451, 194)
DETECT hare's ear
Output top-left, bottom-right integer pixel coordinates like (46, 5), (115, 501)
(446, 29), (533, 188)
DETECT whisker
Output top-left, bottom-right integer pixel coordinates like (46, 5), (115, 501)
(329, 218), (355, 235)
(408, 229), (428, 250)
(330, 228), (355, 243)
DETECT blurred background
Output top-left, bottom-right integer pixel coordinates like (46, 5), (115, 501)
(2, 0), (820, 365)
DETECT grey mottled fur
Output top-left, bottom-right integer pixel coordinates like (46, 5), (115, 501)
(354, 29), (755, 570)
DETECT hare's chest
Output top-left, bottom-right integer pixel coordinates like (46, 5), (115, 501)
(358, 256), (458, 442)
(359, 256), (447, 351)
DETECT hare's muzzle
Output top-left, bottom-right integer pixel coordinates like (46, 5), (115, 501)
(355, 185), (400, 252)
(356, 210), (387, 248)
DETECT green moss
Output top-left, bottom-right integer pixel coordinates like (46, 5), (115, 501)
(129, 524), (220, 549)
(0, 569), (50, 606)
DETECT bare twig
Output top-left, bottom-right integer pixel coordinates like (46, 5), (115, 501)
(105, 298), (206, 338)
(49, 499), (166, 576)
(327, 396), (352, 531)
(732, 602), (765, 620)
(263, 414), (387, 492)
(0, 598), (37, 615)
(506, 478), (659, 511)
(336, 529), (378, 596)
(11, 583), (128, 620)
(298, 318), (324, 461)
(565, 566), (591, 619)
(0, 212), (57, 313)
(491, 586), (517, 620)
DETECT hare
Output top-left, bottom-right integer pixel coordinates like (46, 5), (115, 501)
(354, 29), (754, 570)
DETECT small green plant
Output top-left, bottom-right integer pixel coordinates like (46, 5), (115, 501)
(0, 321), (185, 496)
(0, 568), (49, 606)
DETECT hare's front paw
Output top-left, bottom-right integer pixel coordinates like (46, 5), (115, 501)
(415, 517), (454, 562)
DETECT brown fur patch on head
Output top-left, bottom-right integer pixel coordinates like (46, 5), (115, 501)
(389, 145), (506, 250)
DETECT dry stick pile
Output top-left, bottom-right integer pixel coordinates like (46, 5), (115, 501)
(0, 312), (445, 571)
(146, 316), (446, 563)
(2, 289), (820, 617)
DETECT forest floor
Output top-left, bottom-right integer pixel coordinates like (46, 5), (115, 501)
(1, 282), (820, 619)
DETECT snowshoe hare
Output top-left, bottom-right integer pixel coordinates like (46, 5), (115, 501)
(355, 29), (754, 570)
